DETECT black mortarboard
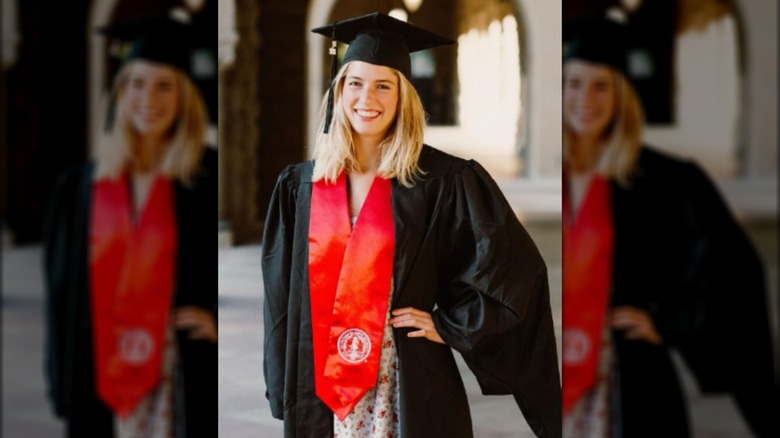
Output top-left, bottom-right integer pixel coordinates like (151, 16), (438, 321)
(563, 14), (631, 75)
(311, 12), (454, 133)
(97, 12), (205, 76)
(98, 11), (208, 130)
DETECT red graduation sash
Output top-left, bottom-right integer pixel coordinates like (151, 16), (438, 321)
(89, 175), (177, 418)
(308, 172), (394, 420)
(562, 175), (614, 414)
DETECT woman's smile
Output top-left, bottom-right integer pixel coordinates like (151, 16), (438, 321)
(355, 109), (381, 120)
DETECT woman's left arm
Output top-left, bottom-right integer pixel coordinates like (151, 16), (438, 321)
(427, 160), (561, 437)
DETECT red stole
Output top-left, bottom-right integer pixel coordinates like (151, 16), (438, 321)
(562, 175), (614, 415)
(308, 172), (395, 420)
(89, 175), (177, 418)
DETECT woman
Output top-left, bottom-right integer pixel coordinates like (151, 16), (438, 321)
(43, 14), (217, 437)
(561, 15), (775, 438)
(262, 12), (561, 438)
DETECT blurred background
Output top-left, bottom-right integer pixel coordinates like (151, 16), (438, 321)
(1, 0), (217, 435)
(2, 0), (777, 436)
(561, 0), (777, 436)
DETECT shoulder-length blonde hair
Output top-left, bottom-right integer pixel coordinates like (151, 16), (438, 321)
(312, 61), (426, 187)
(563, 64), (644, 185)
(95, 60), (208, 185)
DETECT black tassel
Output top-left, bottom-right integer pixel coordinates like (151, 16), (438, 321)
(323, 35), (338, 133)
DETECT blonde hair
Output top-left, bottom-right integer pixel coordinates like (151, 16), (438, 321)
(563, 65), (644, 185)
(96, 60), (208, 185)
(312, 61), (426, 187)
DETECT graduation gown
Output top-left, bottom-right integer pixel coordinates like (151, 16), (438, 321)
(607, 146), (777, 437)
(262, 145), (562, 437)
(42, 148), (218, 438)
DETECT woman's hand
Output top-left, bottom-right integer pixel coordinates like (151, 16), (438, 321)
(174, 306), (217, 343)
(611, 306), (662, 345)
(389, 307), (446, 345)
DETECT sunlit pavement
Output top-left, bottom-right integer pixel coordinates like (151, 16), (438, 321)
(2, 245), (64, 437)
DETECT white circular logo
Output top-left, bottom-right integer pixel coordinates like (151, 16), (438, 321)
(337, 328), (372, 364)
(118, 328), (155, 365)
(563, 328), (591, 365)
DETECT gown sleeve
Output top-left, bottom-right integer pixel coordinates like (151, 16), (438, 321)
(41, 163), (92, 418)
(660, 161), (778, 437)
(430, 160), (562, 437)
(261, 165), (298, 420)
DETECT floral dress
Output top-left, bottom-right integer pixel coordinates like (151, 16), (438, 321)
(115, 324), (176, 438)
(334, 288), (401, 437)
(563, 325), (613, 438)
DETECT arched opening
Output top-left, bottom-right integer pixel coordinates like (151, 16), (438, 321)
(644, 0), (743, 178)
(441, 9), (525, 177)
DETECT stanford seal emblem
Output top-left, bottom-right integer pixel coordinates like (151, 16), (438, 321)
(563, 328), (590, 365)
(118, 328), (154, 365)
(337, 328), (371, 363)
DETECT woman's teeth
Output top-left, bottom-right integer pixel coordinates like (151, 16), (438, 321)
(356, 109), (379, 118)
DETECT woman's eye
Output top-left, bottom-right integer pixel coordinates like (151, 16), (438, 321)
(348, 81), (361, 87)
(595, 82), (610, 91)
(158, 82), (173, 92)
(131, 79), (144, 89)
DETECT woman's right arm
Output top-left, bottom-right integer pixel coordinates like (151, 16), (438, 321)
(41, 164), (91, 418)
(260, 165), (297, 420)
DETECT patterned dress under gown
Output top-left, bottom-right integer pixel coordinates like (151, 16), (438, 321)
(334, 291), (401, 438)
(114, 323), (177, 438)
(334, 215), (401, 437)
(563, 324), (614, 438)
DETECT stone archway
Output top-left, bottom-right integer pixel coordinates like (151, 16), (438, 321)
(219, 0), (310, 243)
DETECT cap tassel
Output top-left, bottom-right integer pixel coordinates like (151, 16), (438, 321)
(323, 38), (338, 134)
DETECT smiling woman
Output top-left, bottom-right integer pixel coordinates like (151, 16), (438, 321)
(42, 12), (217, 438)
(313, 58), (425, 189)
(561, 13), (775, 438)
(261, 11), (561, 438)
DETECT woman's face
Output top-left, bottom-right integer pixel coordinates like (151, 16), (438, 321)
(124, 61), (180, 141)
(563, 60), (617, 141)
(341, 61), (399, 144)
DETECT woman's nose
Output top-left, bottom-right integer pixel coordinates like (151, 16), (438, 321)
(358, 87), (376, 104)
(139, 86), (159, 105)
(583, 85), (598, 103)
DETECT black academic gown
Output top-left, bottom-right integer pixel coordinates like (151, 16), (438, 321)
(607, 146), (777, 437)
(262, 145), (562, 437)
(42, 148), (218, 438)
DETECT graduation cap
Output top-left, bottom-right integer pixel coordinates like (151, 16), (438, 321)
(311, 12), (454, 133)
(563, 13), (632, 76)
(97, 10), (208, 131)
